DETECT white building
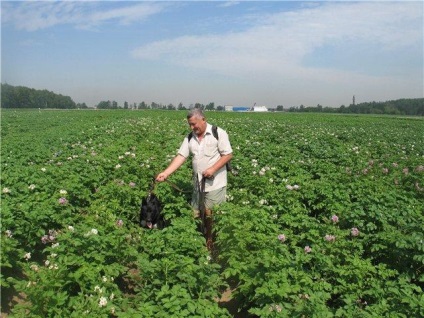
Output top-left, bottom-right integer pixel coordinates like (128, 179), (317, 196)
(252, 105), (268, 112)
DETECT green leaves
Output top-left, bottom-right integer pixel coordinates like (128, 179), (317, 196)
(1, 110), (423, 317)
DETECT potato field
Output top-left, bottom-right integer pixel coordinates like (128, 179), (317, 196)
(1, 109), (423, 317)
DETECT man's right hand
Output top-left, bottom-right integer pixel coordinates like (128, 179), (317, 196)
(156, 172), (168, 182)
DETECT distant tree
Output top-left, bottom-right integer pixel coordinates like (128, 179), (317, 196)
(167, 103), (176, 110)
(1, 83), (77, 109)
(76, 102), (88, 109)
(194, 103), (204, 110)
(97, 100), (111, 109)
(276, 105), (284, 111)
(177, 102), (186, 110)
(217, 105), (225, 111)
(124, 101), (128, 109)
(205, 102), (215, 111)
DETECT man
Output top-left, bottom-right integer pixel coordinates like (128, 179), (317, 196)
(156, 109), (233, 250)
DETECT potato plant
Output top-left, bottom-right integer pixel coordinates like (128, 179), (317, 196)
(1, 110), (423, 317)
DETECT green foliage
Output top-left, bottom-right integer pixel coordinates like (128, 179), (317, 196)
(1, 110), (423, 317)
(1, 83), (77, 109)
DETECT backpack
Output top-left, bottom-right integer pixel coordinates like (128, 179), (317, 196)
(188, 125), (234, 174)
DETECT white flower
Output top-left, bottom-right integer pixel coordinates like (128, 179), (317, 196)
(28, 184), (36, 190)
(2, 187), (11, 194)
(5, 230), (13, 238)
(91, 228), (98, 235)
(24, 252), (31, 260)
(59, 189), (67, 195)
(115, 164), (121, 169)
(99, 296), (108, 307)
(225, 194), (234, 201)
(259, 199), (268, 205)
(52, 243), (59, 248)
(102, 276), (108, 282)
(68, 225), (75, 232)
(41, 168), (46, 172)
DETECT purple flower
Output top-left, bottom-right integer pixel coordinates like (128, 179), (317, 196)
(129, 182), (136, 188)
(41, 230), (57, 244)
(331, 215), (339, 223)
(41, 235), (49, 244)
(382, 168), (389, 174)
(116, 219), (124, 227)
(324, 234), (336, 242)
(351, 227), (360, 237)
(415, 165), (424, 173)
(304, 246), (312, 253)
(402, 168), (409, 175)
(277, 234), (286, 242)
(58, 197), (68, 205)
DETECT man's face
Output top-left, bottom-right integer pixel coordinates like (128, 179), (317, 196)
(187, 116), (206, 136)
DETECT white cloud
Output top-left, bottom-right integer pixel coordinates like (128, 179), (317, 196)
(219, 1), (241, 8)
(1, 1), (166, 31)
(131, 2), (422, 81)
(82, 3), (165, 30)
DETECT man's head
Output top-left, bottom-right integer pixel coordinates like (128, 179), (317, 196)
(187, 108), (207, 136)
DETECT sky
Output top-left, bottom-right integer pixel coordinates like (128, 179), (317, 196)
(1, 0), (423, 108)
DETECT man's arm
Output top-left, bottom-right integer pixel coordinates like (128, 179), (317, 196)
(156, 154), (187, 181)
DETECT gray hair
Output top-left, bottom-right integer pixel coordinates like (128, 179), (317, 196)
(187, 108), (205, 119)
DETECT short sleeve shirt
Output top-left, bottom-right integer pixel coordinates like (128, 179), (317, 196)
(178, 123), (233, 192)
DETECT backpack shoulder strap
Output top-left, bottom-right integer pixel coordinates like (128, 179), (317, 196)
(188, 125), (219, 141)
(212, 125), (219, 140)
(187, 131), (194, 142)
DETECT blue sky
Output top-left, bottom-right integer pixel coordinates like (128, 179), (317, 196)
(1, 1), (423, 108)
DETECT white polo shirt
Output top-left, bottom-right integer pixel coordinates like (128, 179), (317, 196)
(178, 123), (233, 192)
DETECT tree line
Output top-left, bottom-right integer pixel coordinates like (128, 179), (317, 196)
(1, 83), (87, 109)
(1, 83), (422, 115)
(287, 99), (423, 116)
